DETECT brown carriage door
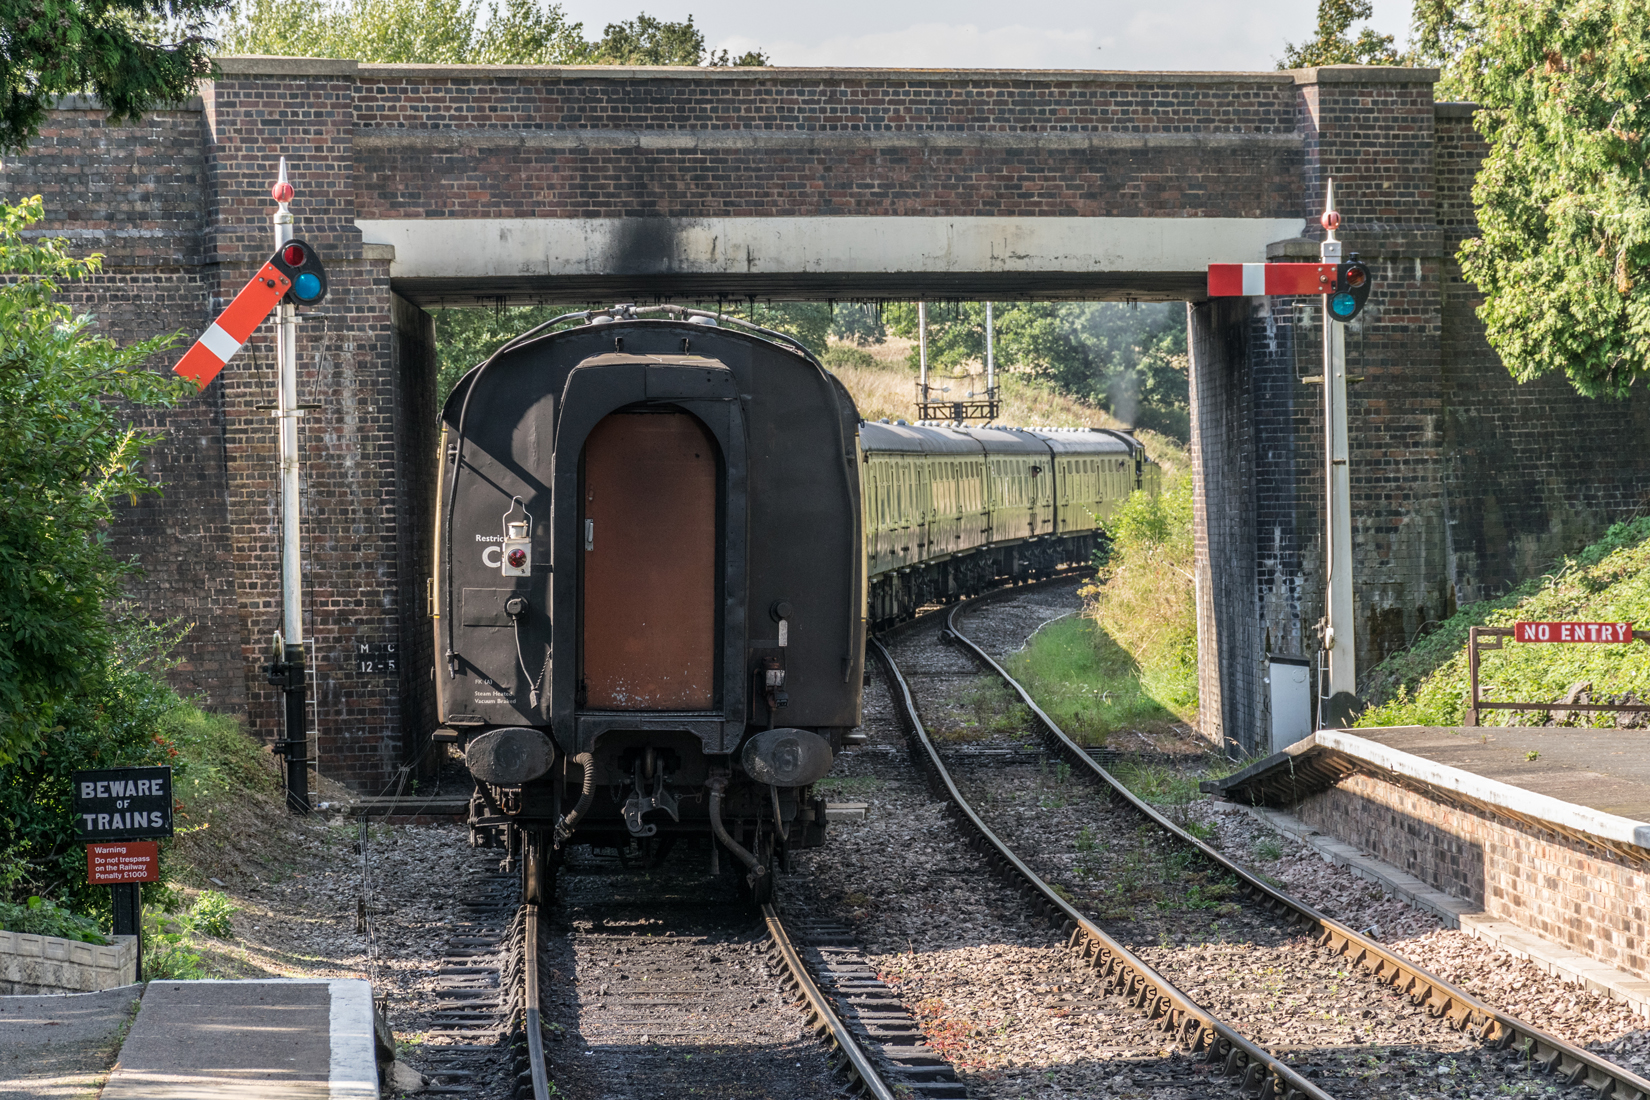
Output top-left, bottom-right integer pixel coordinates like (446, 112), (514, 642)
(581, 412), (717, 710)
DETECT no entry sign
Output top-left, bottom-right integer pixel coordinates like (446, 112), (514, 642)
(86, 841), (160, 884)
(1514, 622), (1636, 643)
(73, 767), (173, 841)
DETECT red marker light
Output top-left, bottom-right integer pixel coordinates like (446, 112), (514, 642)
(283, 243), (307, 267)
(507, 548), (528, 569)
(1344, 266), (1367, 288)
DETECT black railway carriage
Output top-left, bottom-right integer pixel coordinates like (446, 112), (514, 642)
(861, 421), (1155, 628)
(435, 310), (1161, 902)
(436, 314), (863, 902)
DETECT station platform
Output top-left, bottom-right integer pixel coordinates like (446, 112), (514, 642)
(1208, 726), (1650, 1006)
(97, 979), (380, 1099)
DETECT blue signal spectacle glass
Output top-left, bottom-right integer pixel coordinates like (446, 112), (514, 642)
(294, 272), (322, 301)
(1330, 292), (1356, 319)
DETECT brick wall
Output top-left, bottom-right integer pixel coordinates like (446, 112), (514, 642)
(1295, 773), (1650, 982)
(1190, 297), (1258, 752)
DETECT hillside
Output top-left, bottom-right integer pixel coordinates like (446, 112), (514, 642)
(825, 337), (1188, 476)
(1357, 516), (1650, 727)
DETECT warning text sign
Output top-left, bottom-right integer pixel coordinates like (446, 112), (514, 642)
(1514, 622), (1636, 643)
(72, 766), (173, 840)
(86, 842), (160, 884)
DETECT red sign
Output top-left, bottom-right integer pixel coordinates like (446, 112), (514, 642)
(1514, 621), (1636, 643)
(86, 842), (159, 885)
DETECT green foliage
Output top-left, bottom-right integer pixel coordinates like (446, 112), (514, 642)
(143, 907), (205, 978)
(732, 302), (832, 357)
(821, 344), (877, 372)
(1443, 0), (1650, 398)
(223, 0), (766, 65)
(1003, 615), (1178, 744)
(830, 303), (886, 346)
(0, 0), (223, 153)
(0, 196), (191, 766)
(0, 619), (188, 921)
(885, 301), (1188, 432)
(1357, 515), (1650, 727)
(433, 304), (572, 413)
(1108, 760), (1204, 807)
(1278, 0), (1401, 68)
(184, 890), (238, 938)
(1084, 472), (1198, 718)
(0, 894), (109, 944)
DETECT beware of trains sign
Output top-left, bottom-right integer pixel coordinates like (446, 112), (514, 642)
(73, 767), (174, 840)
(1513, 622), (1637, 643)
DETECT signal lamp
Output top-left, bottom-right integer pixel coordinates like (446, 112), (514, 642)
(507, 548), (527, 569)
(1328, 254), (1372, 323)
(268, 237), (329, 306)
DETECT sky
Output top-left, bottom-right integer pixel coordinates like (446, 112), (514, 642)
(560, 0), (1418, 72)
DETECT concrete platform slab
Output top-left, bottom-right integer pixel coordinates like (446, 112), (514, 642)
(1207, 725), (1650, 852)
(0, 984), (142, 1100)
(99, 980), (377, 1100)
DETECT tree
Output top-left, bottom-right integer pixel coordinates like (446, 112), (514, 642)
(882, 301), (1188, 431)
(223, 0), (767, 66)
(0, 196), (191, 765)
(1448, 0), (1650, 397)
(1278, 0), (1401, 68)
(0, 0), (224, 153)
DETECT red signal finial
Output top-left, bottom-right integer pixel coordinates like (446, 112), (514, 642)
(1320, 177), (1339, 238)
(272, 157), (294, 205)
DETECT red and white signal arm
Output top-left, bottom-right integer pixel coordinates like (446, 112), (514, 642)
(1207, 263), (1337, 297)
(1514, 621), (1638, 643)
(173, 262), (293, 389)
(173, 240), (329, 390)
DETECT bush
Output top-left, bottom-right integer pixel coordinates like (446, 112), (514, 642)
(1084, 471), (1198, 718)
(1357, 515), (1650, 727)
(822, 344), (878, 372)
(0, 619), (190, 923)
(0, 198), (189, 765)
(0, 894), (108, 944)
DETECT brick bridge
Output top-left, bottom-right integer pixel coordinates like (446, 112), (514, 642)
(9, 59), (1649, 787)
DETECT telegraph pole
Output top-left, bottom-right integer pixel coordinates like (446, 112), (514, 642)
(1319, 180), (1357, 728)
(268, 158), (311, 814)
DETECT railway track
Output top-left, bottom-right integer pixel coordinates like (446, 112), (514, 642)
(488, 846), (945, 1100)
(865, 587), (1650, 1099)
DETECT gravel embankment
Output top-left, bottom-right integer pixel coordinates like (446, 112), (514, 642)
(948, 586), (1650, 1085)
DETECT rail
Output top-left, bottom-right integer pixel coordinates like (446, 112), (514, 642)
(870, 633), (1335, 1100)
(944, 601), (1650, 1100)
(762, 904), (899, 1100)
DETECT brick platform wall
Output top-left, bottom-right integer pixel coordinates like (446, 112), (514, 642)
(1295, 773), (1650, 983)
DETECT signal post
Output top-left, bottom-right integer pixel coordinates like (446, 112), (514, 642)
(1208, 180), (1372, 733)
(173, 157), (329, 813)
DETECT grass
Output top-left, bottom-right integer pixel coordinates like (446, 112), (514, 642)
(1357, 515), (1650, 727)
(1003, 614), (1182, 744)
